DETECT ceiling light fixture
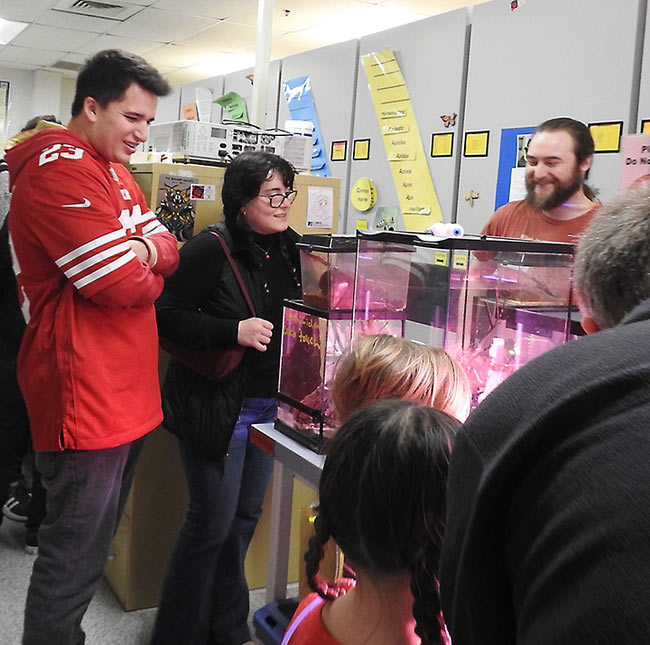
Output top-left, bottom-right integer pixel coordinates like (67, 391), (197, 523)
(0, 17), (28, 45)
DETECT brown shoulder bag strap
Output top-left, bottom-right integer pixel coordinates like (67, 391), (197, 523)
(209, 231), (257, 317)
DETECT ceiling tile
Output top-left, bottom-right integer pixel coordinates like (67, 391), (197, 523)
(178, 21), (256, 51)
(189, 50), (255, 77)
(145, 44), (207, 68)
(0, 45), (66, 66)
(270, 31), (336, 60)
(145, 62), (178, 74)
(163, 67), (212, 87)
(0, 61), (40, 71)
(57, 52), (87, 64)
(11, 24), (97, 51)
(0, 0), (54, 23)
(150, 0), (256, 20)
(34, 9), (118, 33)
(229, 0), (361, 34)
(382, 0), (489, 14)
(76, 34), (163, 56)
(284, 3), (426, 44)
(107, 7), (217, 42)
(0, 0), (488, 84)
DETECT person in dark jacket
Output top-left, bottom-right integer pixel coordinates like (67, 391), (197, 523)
(153, 151), (301, 645)
(440, 183), (650, 644)
(0, 115), (60, 554)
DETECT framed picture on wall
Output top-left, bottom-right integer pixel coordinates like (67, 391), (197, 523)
(463, 131), (489, 157)
(431, 132), (454, 157)
(588, 121), (623, 153)
(330, 140), (347, 161)
(353, 138), (370, 161)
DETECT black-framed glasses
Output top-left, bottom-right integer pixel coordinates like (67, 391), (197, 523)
(261, 190), (298, 208)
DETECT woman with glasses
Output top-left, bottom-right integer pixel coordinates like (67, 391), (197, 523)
(153, 151), (301, 645)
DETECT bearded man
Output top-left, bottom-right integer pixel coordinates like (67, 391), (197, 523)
(481, 117), (598, 242)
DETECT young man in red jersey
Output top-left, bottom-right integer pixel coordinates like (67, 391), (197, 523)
(6, 49), (178, 643)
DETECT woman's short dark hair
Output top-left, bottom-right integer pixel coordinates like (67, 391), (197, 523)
(71, 49), (171, 116)
(305, 399), (459, 645)
(222, 151), (296, 235)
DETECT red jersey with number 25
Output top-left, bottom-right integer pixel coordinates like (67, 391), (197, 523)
(6, 128), (179, 451)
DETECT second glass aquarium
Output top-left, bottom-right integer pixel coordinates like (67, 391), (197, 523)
(355, 230), (582, 408)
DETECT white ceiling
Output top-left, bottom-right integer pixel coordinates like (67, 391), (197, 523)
(0, 0), (489, 86)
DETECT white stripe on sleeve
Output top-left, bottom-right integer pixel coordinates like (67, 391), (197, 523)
(142, 221), (169, 236)
(62, 242), (131, 279)
(55, 229), (125, 267)
(72, 250), (136, 289)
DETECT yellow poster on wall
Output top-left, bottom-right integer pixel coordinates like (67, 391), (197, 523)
(360, 49), (442, 230)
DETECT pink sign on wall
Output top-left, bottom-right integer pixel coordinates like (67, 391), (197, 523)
(620, 134), (650, 189)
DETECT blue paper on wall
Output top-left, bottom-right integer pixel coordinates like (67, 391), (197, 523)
(494, 126), (535, 210)
(283, 76), (331, 177)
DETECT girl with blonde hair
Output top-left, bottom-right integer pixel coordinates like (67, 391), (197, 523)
(332, 334), (470, 423)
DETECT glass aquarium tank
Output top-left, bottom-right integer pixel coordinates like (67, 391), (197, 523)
(276, 230), (582, 450)
(299, 234), (358, 310)
(354, 230), (582, 408)
(276, 234), (407, 451)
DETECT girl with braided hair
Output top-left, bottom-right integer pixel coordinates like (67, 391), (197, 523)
(283, 399), (459, 645)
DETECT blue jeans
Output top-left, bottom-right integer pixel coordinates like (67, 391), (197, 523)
(152, 397), (277, 645)
(23, 438), (145, 645)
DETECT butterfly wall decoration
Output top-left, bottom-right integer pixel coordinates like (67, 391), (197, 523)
(440, 113), (457, 128)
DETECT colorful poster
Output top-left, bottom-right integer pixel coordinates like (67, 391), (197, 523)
(155, 173), (197, 242)
(360, 49), (442, 231)
(283, 76), (331, 177)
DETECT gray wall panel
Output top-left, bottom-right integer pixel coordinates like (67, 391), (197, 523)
(223, 60), (281, 130)
(458, 0), (644, 234)
(279, 40), (360, 225)
(179, 76), (225, 123)
(634, 2), (650, 132)
(348, 10), (470, 233)
(155, 87), (181, 123)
